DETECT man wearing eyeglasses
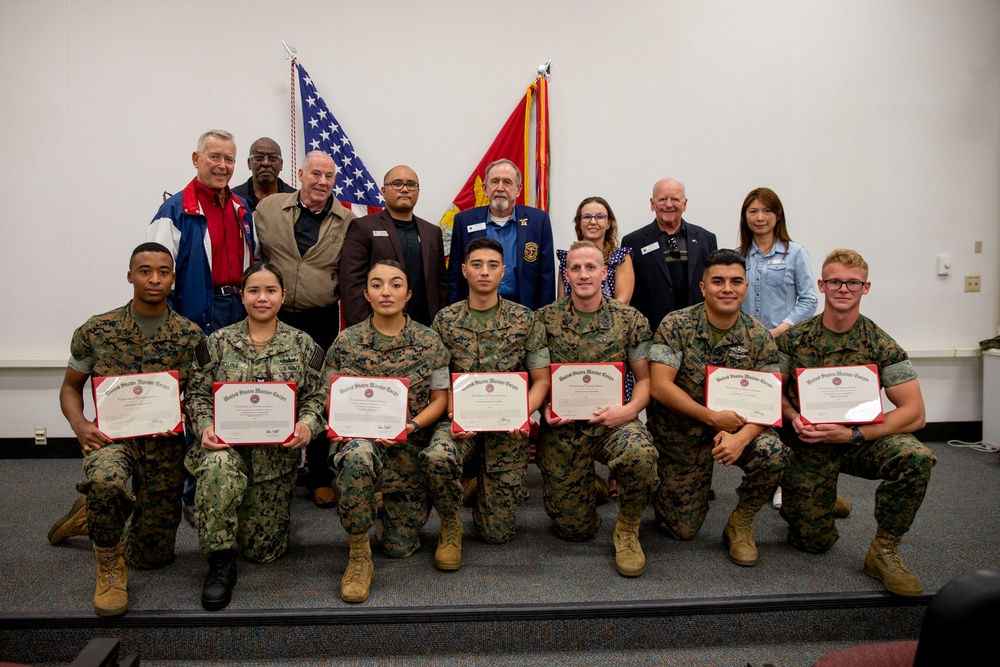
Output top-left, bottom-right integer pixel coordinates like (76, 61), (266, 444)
(777, 248), (935, 596)
(253, 150), (356, 508)
(231, 137), (295, 212)
(340, 165), (447, 327)
(622, 178), (718, 331)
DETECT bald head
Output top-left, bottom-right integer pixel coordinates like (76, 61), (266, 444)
(650, 178), (688, 233)
(381, 165), (420, 220)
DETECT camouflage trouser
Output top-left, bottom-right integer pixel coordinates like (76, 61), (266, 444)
(421, 421), (531, 544)
(780, 433), (936, 553)
(186, 446), (295, 563)
(650, 425), (787, 540)
(78, 437), (185, 569)
(332, 435), (430, 558)
(537, 419), (658, 541)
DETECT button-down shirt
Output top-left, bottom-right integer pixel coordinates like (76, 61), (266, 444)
(742, 240), (818, 329)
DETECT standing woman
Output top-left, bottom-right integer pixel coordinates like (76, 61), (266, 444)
(327, 260), (449, 604)
(185, 262), (327, 611)
(738, 187), (818, 508)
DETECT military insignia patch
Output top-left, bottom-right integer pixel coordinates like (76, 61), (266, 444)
(524, 242), (539, 263)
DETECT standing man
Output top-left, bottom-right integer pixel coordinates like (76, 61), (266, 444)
(648, 249), (788, 568)
(340, 165), (448, 327)
(231, 137), (295, 212)
(446, 159), (555, 310)
(422, 238), (550, 569)
(147, 130), (256, 335)
(254, 150), (355, 508)
(622, 178), (718, 331)
(52, 243), (204, 616)
(535, 241), (659, 577)
(778, 249), (935, 596)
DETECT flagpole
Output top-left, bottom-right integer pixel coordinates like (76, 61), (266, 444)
(283, 41), (299, 188)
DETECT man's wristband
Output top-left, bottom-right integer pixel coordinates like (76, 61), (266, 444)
(408, 419), (419, 433)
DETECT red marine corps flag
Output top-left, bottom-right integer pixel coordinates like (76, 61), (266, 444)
(440, 63), (552, 260)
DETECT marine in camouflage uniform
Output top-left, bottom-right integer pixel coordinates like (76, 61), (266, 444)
(69, 304), (204, 568)
(535, 293), (659, 575)
(648, 302), (788, 563)
(184, 320), (327, 563)
(424, 297), (549, 544)
(326, 316), (450, 558)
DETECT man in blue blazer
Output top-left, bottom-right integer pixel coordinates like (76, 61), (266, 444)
(447, 159), (555, 310)
(621, 178), (718, 331)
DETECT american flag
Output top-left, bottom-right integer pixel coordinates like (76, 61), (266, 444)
(296, 62), (383, 216)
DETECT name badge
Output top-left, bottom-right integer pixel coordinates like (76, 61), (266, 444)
(767, 259), (785, 265)
(372, 230), (389, 237)
(641, 242), (659, 256)
(467, 222), (487, 233)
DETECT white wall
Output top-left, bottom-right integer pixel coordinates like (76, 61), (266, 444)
(1, 0), (998, 438)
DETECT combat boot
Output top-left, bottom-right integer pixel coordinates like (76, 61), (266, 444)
(864, 530), (923, 596)
(613, 509), (645, 577)
(341, 532), (374, 602)
(595, 476), (610, 505)
(832, 496), (853, 518)
(434, 512), (463, 571)
(49, 495), (89, 544)
(722, 501), (760, 567)
(93, 543), (128, 617)
(201, 549), (237, 611)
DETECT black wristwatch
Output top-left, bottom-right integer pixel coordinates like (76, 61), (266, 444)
(849, 426), (865, 446)
(408, 419), (419, 434)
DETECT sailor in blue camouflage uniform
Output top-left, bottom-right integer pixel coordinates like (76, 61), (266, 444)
(649, 248), (788, 568)
(778, 248), (934, 596)
(535, 241), (659, 577)
(185, 262), (327, 611)
(327, 260), (450, 603)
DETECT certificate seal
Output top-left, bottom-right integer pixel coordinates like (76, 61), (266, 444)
(133, 386), (144, 395)
(250, 394), (260, 404)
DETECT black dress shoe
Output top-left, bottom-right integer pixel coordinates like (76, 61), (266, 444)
(201, 549), (237, 611)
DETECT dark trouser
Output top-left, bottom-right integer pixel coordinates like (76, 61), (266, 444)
(913, 569), (1000, 666)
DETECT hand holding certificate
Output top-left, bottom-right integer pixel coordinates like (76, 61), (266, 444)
(327, 376), (410, 441)
(213, 382), (297, 445)
(549, 363), (624, 420)
(795, 365), (884, 424)
(451, 373), (529, 433)
(93, 371), (183, 440)
(704, 366), (782, 427)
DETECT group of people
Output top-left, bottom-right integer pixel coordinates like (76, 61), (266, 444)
(47, 130), (935, 617)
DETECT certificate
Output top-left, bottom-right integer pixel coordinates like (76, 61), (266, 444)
(93, 371), (182, 440)
(451, 372), (529, 433)
(213, 382), (297, 445)
(704, 366), (782, 427)
(795, 365), (885, 425)
(327, 376), (410, 441)
(549, 362), (624, 420)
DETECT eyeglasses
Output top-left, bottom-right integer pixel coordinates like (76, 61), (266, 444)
(580, 214), (608, 223)
(664, 235), (681, 259)
(250, 153), (281, 164)
(822, 279), (866, 292)
(384, 181), (420, 191)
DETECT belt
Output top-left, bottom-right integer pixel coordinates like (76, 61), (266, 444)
(214, 285), (241, 297)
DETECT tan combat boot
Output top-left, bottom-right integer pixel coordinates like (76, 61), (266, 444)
(595, 476), (610, 505)
(864, 530), (923, 596)
(722, 501), (759, 567)
(93, 543), (128, 617)
(832, 496), (853, 518)
(341, 532), (374, 603)
(613, 509), (645, 577)
(434, 512), (463, 571)
(48, 495), (89, 544)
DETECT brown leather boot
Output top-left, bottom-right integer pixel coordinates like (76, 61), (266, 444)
(864, 530), (923, 596)
(93, 543), (128, 617)
(341, 532), (374, 603)
(434, 512), (463, 571)
(722, 501), (759, 567)
(49, 495), (88, 544)
(613, 509), (645, 577)
(832, 496), (853, 518)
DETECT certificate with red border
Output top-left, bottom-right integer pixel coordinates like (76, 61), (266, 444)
(327, 376), (409, 441)
(451, 372), (529, 433)
(213, 382), (297, 445)
(549, 362), (624, 421)
(93, 371), (182, 440)
(704, 366), (782, 427)
(795, 364), (885, 425)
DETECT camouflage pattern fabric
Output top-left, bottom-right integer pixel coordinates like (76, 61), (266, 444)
(648, 303), (787, 538)
(326, 316), (449, 556)
(534, 296), (658, 538)
(185, 320), (327, 561)
(422, 298), (549, 543)
(777, 314), (936, 553)
(70, 303), (203, 568)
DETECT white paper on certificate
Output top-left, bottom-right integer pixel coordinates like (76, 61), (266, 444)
(451, 372), (529, 433)
(704, 366), (782, 427)
(795, 364), (885, 425)
(93, 371), (183, 440)
(213, 382), (297, 445)
(549, 362), (624, 420)
(327, 376), (409, 441)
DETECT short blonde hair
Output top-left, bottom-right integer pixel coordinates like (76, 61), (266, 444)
(823, 248), (868, 277)
(567, 240), (604, 264)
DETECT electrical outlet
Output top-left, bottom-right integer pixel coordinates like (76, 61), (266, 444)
(34, 427), (47, 445)
(964, 275), (981, 293)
